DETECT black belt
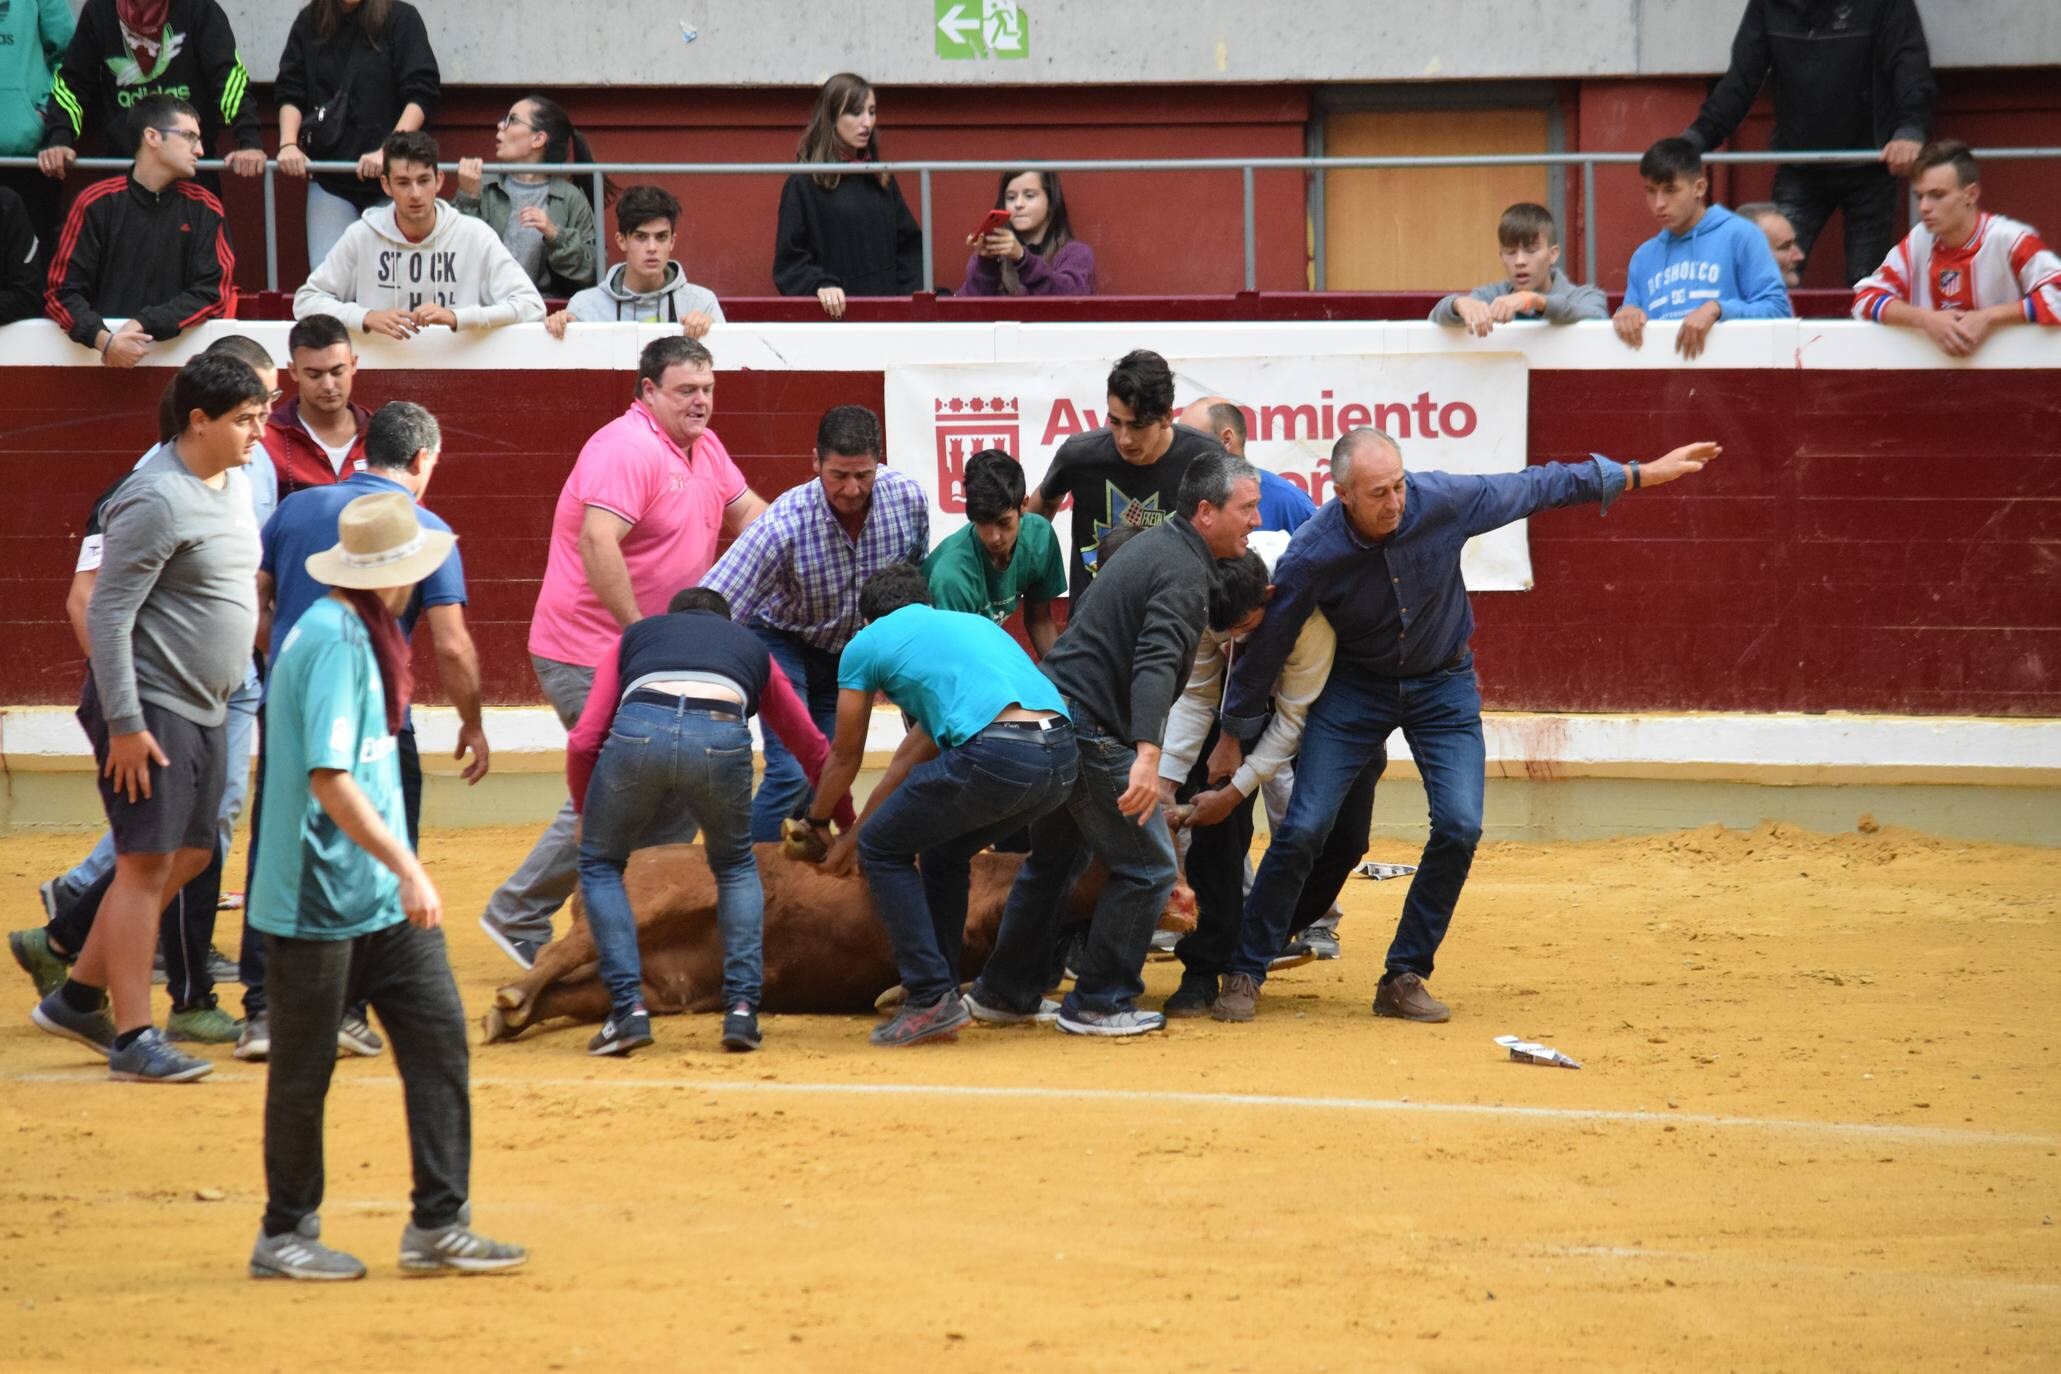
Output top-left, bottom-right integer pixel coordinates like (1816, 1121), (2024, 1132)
(624, 688), (743, 719)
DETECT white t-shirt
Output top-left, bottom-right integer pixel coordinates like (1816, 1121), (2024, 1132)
(301, 416), (358, 476)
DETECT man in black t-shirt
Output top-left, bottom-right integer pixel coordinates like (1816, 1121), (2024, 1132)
(1027, 349), (1226, 601)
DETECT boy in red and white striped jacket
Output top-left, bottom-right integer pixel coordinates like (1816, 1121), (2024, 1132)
(1852, 139), (2061, 356)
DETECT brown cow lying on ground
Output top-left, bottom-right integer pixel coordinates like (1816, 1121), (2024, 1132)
(482, 843), (1197, 1043)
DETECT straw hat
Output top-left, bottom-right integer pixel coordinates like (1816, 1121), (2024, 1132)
(305, 491), (456, 590)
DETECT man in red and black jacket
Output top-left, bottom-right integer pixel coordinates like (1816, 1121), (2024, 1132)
(266, 314), (374, 499)
(45, 93), (233, 369)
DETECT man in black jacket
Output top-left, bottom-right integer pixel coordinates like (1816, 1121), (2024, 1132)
(965, 448), (1263, 1038)
(1682, 0), (1935, 285)
(0, 189), (43, 324)
(45, 93), (234, 368)
(36, 0), (263, 184)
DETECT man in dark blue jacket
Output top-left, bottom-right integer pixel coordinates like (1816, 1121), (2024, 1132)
(1210, 428), (1720, 1025)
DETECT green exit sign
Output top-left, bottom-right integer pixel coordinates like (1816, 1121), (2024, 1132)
(936, 0), (1029, 59)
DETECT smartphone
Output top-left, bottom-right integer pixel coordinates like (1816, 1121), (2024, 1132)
(972, 208), (1012, 240)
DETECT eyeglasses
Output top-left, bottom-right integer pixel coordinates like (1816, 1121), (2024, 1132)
(152, 126), (204, 148)
(267, 388), (285, 405)
(496, 114), (535, 132)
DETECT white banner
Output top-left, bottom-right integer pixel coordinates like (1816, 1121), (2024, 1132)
(883, 352), (1536, 590)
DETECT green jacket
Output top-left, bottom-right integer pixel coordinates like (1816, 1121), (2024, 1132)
(453, 174), (597, 295)
(0, 0), (73, 156)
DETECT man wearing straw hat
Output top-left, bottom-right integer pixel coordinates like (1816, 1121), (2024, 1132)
(246, 491), (526, 1281)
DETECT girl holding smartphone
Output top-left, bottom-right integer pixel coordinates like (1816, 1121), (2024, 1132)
(960, 169), (1096, 297)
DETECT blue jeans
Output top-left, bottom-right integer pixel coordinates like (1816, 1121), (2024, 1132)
(577, 700), (755, 1014)
(856, 723), (1077, 1006)
(1233, 656), (1485, 983)
(747, 624), (840, 843)
(975, 707), (1179, 1017)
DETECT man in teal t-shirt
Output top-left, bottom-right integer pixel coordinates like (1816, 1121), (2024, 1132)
(802, 565), (1075, 1049)
(247, 491), (526, 1284)
(922, 449), (1066, 658)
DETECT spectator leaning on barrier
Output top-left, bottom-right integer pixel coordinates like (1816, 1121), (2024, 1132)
(547, 185), (723, 341)
(773, 72), (922, 319)
(482, 337), (769, 969)
(1738, 202), (1807, 289)
(1027, 349), (1221, 600)
(455, 94), (601, 298)
(267, 313), (372, 498)
(1176, 396), (1315, 535)
(38, 0), (263, 186)
(921, 449), (1066, 658)
(295, 130), (544, 340)
(0, 188), (45, 324)
(1430, 202), (1608, 336)
(1614, 138), (1792, 360)
(274, 0), (442, 273)
(960, 169), (1096, 297)
(700, 403), (931, 843)
(1682, 0), (1934, 287)
(0, 0), (74, 261)
(45, 93), (234, 369)
(1852, 141), (2061, 356)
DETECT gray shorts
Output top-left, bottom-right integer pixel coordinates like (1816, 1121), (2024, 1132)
(78, 675), (226, 857)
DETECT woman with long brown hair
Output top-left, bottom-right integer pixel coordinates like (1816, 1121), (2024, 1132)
(454, 94), (602, 296)
(772, 73), (923, 318)
(960, 168), (1096, 296)
(274, 0), (442, 271)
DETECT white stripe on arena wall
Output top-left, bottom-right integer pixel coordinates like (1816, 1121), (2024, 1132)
(0, 318), (2053, 373)
(3, 705), (2056, 786)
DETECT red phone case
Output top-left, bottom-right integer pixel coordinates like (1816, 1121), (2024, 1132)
(974, 209), (1012, 239)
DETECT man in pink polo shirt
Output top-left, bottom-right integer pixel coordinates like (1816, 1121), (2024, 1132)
(481, 336), (769, 966)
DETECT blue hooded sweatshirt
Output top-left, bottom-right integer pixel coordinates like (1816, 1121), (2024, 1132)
(1623, 205), (1792, 320)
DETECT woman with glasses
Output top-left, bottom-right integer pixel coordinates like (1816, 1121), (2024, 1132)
(274, 0), (443, 272)
(453, 96), (603, 297)
(773, 73), (923, 319)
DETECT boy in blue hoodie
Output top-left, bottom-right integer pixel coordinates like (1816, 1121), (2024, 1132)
(1614, 138), (1792, 360)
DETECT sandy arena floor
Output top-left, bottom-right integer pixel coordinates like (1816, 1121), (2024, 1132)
(1, 820), (2057, 1371)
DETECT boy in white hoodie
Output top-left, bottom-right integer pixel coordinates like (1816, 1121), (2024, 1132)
(295, 132), (544, 341)
(545, 184), (723, 341)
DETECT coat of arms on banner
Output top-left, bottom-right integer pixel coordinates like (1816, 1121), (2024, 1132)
(933, 395), (1020, 513)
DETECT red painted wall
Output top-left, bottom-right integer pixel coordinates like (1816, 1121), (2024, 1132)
(7, 358), (2054, 717)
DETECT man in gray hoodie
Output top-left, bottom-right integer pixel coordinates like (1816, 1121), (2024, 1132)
(1430, 203), (1607, 337)
(295, 131), (543, 341)
(545, 185), (723, 340)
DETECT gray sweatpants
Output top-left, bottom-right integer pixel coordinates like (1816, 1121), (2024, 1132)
(479, 655), (595, 947)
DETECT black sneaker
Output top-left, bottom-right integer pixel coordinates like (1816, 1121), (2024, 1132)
(1162, 972), (1220, 1018)
(588, 1005), (653, 1057)
(720, 1001), (761, 1052)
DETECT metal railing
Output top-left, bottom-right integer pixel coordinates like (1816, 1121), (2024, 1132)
(8, 146), (2057, 296)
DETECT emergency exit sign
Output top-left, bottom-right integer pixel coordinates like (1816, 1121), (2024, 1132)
(936, 1), (1029, 59)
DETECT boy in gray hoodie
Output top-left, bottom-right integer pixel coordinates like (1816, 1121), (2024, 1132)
(1430, 202), (1607, 336)
(546, 185), (723, 340)
(295, 131), (543, 341)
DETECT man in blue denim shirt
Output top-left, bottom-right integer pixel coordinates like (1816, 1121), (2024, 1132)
(1211, 427), (1720, 1024)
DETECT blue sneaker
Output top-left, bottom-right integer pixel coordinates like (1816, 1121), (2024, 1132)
(1056, 1003), (1167, 1038)
(107, 1027), (213, 1083)
(29, 987), (115, 1058)
(588, 1005), (653, 1057)
(720, 1001), (761, 1052)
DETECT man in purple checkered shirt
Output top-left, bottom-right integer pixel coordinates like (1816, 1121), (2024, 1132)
(701, 404), (929, 841)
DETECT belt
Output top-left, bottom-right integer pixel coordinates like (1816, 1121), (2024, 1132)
(624, 688), (743, 719)
(976, 716), (1070, 742)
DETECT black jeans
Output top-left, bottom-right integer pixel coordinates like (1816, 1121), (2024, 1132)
(1178, 729), (1383, 979)
(243, 725), (421, 1017)
(1773, 162), (1901, 287)
(48, 841), (225, 1008)
(261, 920), (470, 1237)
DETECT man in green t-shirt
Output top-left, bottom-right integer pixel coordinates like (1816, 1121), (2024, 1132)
(921, 449), (1066, 659)
(247, 491), (527, 1283)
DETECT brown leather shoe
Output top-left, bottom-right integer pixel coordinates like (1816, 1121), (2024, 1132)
(1212, 972), (1260, 1022)
(1372, 972), (1450, 1023)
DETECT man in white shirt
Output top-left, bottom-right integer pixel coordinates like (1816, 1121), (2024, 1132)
(1156, 538), (1359, 1017)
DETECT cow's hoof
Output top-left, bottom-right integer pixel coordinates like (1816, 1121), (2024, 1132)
(873, 985), (907, 1016)
(493, 984), (528, 1011)
(481, 1005), (520, 1045)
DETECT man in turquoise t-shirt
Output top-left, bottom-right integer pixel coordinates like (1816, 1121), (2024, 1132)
(922, 449), (1066, 658)
(803, 565), (1076, 1048)
(247, 491), (526, 1284)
